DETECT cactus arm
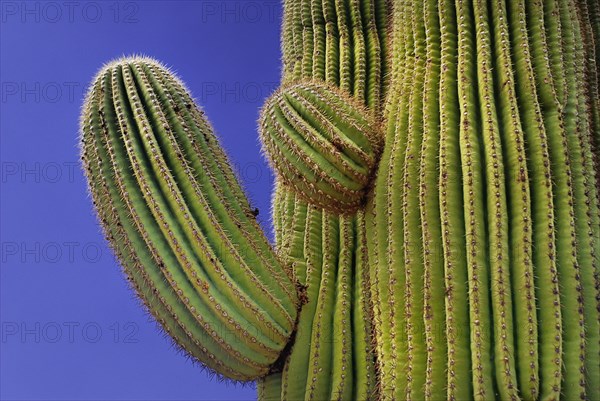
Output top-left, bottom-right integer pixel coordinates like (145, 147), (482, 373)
(260, 82), (382, 212)
(125, 65), (294, 345)
(114, 66), (286, 361)
(110, 68), (276, 363)
(147, 66), (298, 306)
(81, 59), (300, 381)
(81, 79), (260, 380)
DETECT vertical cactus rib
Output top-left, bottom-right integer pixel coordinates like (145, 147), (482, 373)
(360, 0), (383, 110)
(273, 184), (284, 246)
(301, 0), (316, 79)
(487, 0), (535, 397)
(555, 0), (589, 397)
(373, 0), (389, 103)
(353, 210), (377, 400)
(578, 0), (600, 178)
(312, 0), (327, 80)
(455, 1), (486, 399)
(305, 213), (338, 401)
(437, 0), (475, 398)
(577, 1), (600, 395)
(330, 216), (354, 401)
(282, 0), (298, 80)
(586, 0), (600, 78)
(281, 205), (323, 400)
(569, 1), (600, 397)
(335, 0), (354, 92)
(420, 0), (447, 399)
(288, 199), (309, 284)
(291, 0), (306, 81)
(371, 1), (412, 397)
(323, 0), (341, 85)
(348, 0), (367, 101)
(511, 0), (564, 398)
(403, 0), (427, 398)
(277, 187), (296, 261)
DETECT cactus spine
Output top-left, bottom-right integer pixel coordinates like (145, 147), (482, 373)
(81, 0), (600, 399)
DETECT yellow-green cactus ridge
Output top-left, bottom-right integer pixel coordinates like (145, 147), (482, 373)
(81, 0), (600, 399)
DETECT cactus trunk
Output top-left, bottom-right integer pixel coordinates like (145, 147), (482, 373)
(368, 0), (600, 399)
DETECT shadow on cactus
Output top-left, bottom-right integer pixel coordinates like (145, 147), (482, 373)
(81, 0), (600, 400)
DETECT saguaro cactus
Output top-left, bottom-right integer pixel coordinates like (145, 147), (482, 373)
(81, 0), (600, 400)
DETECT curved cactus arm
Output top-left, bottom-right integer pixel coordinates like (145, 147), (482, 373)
(80, 57), (299, 381)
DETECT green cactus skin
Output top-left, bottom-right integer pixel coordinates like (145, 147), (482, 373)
(366, 0), (600, 400)
(81, 0), (600, 399)
(260, 81), (383, 213)
(80, 58), (298, 381)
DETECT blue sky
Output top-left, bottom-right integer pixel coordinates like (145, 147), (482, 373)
(0, 1), (283, 399)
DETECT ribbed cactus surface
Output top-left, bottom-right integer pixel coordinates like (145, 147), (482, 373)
(367, 0), (600, 399)
(80, 0), (600, 399)
(260, 82), (382, 212)
(80, 59), (298, 381)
